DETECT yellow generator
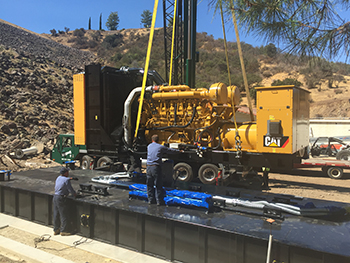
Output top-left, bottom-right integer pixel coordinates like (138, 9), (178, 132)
(71, 65), (309, 185)
(134, 82), (309, 184)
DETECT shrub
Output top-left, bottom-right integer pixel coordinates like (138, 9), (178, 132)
(102, 34), (123, 48)
(73, 37), (88, 49)
(73, 28), (86, 37)
(262, 70), (273, 78)
(91, 31), (102, 41)
(271, 78), (302, 87)
(334, 89), (343, 94)
(111, 52), (123, 62)
(50, 29), (58, 37)
(87, 40), (98, 49)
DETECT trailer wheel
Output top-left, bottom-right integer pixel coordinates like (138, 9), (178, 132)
(336, 150), (350, 161)
(81, 155), (93, 170)
(327, 167), (344, 179)
(173, 163), (193, 182)
(97, 156), (112, 168)
(198, 164), (218, 185)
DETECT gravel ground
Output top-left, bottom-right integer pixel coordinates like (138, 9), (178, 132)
(265, 167), (350, 203)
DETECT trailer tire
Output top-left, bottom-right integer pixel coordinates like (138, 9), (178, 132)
(173, 162), (193, 182)
(336, 150), (350, 161)
(81, 155), (93, 170)
(97, 156), (112, 168)
(198, 164), (218, 185)
(327, 167), (343, 179)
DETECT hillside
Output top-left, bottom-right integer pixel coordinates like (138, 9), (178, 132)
(0, 20), (96, 171)
(43, 27), (350, 118)
(0, 20), (350, 171)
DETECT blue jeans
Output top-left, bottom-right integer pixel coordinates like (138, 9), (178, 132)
(53, 195), (68, 232)
(146, 165), (164, 203)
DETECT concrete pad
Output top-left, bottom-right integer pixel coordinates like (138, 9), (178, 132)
(0, 213), (167, 263)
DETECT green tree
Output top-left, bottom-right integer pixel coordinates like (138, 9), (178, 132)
(99, 13), (102, 30)
(141, 10), (152, 28)
(106, 12), (120, 31)
(211, 0), (350, 61)
(265, 43), (277, 58)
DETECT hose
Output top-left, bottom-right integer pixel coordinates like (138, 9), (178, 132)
(194, 116), (218, 143)
(212, 196), (332, 216)
(212, 127), (223, 150)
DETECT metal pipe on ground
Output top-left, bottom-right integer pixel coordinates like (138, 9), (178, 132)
(14, 146), (38, 159)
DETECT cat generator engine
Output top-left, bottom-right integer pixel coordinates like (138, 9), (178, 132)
(122, 80), (310, 184)
(123, 83), (240, 149)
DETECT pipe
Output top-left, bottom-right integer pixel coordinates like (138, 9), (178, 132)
(212, 196), (332, 216)
(14, 146), (38, 159)
(152, 82), (228, 105)
(123, 86), (153, 146)
(159, 85), (191, 92)
(266, 234), (273, 263)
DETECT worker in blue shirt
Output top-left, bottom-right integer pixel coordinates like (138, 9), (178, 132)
(147, 134), (182, 205)
(53, 167), (76, 236)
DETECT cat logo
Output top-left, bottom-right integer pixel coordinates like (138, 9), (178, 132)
(264, 136), (289, 148)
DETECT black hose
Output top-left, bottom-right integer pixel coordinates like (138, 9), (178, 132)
(194, 116), (218, 143)
(212, 127), (223, 150)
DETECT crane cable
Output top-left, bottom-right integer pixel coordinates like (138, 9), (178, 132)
(220, 2), (241, 157)
(169, 0), (178, 86)
(220, 2), (231, 87)
(134, 0), (159, 140)
(229, 0), (255, 122)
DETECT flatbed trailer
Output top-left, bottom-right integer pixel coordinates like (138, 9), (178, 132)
(294, 158), (350, 179)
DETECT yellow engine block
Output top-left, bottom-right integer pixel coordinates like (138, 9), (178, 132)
(141, 83), (240, 147)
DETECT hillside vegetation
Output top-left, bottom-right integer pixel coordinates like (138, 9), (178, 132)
(44, 27), (350, 118)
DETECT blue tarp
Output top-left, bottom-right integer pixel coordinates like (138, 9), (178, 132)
(129, 184), (213, 209)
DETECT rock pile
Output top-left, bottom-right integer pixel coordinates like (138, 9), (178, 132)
(0, 20), (97, 171)
(0, 20), (95, 69)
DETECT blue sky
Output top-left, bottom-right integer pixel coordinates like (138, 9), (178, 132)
(0, 1), (265, 45)
(0, 0), (349, 63)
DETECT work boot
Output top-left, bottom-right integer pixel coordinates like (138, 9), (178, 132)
(53, 230), (60, 235)
(60, 232), (72, 236)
